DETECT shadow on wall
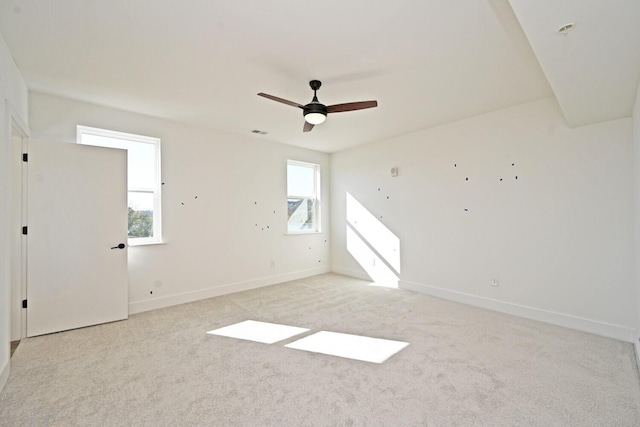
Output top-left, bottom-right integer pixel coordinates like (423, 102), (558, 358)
(346, 192), (400, 288)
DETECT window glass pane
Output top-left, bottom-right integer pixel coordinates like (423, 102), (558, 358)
(82, 134), (156, 189)
(288, 197), (315, 231)
(287, 164), (315, 196)
(128, 192), (154, 238)
(127, 142), (156, 189)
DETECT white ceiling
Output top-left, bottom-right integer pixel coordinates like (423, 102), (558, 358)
(0, 0), (638, 153)
(509, 0), (640, 128)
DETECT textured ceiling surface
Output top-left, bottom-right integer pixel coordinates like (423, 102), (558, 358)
(0, 0), (637, 152)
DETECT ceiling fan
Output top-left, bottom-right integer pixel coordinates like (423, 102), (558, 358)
(258, 80), (378, 132)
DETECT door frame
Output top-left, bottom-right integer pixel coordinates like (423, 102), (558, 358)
(7, 100), (30, 341)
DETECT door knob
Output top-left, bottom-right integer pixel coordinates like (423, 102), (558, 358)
(111, 243), (126, 249)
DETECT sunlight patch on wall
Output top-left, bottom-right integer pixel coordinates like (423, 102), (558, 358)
(207, 320), (309, 344)
(285, 331), (409, 364)
(346, 226), (399, 287)
(346, 193), (400, 272)
(346, 192), (400, 287)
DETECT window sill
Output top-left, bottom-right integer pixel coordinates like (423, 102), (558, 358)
(128, 240), (167, 247)
(286, 231), (322, 236)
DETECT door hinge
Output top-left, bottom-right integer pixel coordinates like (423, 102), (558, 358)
(22, 299), (27, 309)
(22, 153), (28, 162)
(22, 226), (27, 235)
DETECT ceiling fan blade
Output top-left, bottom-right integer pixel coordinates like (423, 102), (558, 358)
(303, 122), (314, 132)
(257, 93), (304, 109)
(326, 100), (378, 113)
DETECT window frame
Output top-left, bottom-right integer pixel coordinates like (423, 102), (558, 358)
(77, 125), (162, 246)
(287, 159), (321, 234)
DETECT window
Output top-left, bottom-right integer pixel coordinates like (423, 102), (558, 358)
(287, 160), (320, 233)
(77, 125), (162, 245)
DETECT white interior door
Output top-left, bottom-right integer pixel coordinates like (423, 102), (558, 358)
(26, 138), (128, 337)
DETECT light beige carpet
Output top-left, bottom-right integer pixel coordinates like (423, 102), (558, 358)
(1, 273), (639, 426)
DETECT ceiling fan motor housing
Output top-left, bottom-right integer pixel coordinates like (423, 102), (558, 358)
(304, 102), (327, 116)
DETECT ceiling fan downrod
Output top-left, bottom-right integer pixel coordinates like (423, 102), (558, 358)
(309, 80), (322, 103)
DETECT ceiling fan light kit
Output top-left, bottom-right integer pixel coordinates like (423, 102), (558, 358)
(258, 80), (377, 132)
(304, 111), (326, 125)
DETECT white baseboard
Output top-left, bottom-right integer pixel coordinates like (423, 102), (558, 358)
(129, 266), (331, 314)
(0, 361), (9, 393)
(330, 266), (372, 282)
(400, 279), (635, 343)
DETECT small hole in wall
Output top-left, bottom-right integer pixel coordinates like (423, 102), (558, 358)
(465, 177), (469, 181)
(194, 196), (198, 199)
(386, 196), (389, 199)
(162, 182), (165, 185)
(464, 208), (469, 212)
(254, 201), (257, 205)
(515, 176), (518, 180)
(150, 291), (153, 295)
(499, 178), (503, 181)
(511, 163), (515, 166)
(181, 202), (184, 205)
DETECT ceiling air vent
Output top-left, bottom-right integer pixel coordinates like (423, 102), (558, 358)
(557, 23), (575, 35)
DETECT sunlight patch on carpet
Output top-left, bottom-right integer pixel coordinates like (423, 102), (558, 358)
(285, 331), (409, 363)
(207, 320), (309, 344)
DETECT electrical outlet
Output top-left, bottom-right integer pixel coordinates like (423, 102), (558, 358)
(491, 279), (498, 287)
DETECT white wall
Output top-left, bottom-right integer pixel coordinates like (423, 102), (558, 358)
(0, 31), (29, 392)
(331, 97), (635, 341)
(27, 92), (330, 317)
(633, 82), (640, 358)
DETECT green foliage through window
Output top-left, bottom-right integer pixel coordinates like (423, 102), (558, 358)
(128, 207), (153, 238)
